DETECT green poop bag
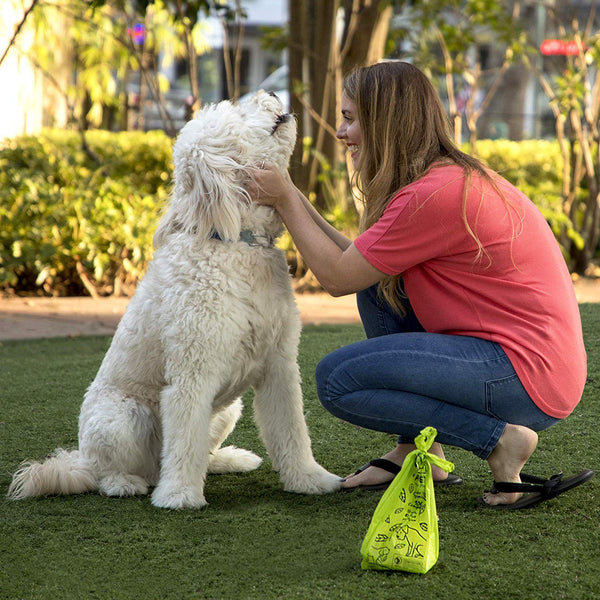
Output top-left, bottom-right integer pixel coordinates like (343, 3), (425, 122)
(360, 427), (454, 574)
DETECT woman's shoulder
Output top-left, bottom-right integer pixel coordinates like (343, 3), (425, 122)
(408, 162), (523, 200)
(410, 163), (467, 192)
(390, 163), (467, 208)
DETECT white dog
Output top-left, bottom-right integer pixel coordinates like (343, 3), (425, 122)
(8, 91), (341, 509)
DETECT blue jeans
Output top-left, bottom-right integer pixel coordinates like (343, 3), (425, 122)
(316, 285), (560, 459)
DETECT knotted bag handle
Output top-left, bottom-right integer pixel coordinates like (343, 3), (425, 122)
(414, 426), (455, 475)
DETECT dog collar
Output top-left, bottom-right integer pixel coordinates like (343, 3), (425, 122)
(211, 230), (276, 248)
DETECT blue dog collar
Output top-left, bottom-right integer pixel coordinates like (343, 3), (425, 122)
(211, 230), (276, 248)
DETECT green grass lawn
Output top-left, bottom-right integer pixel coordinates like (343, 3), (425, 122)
(1, 312), (599, 600)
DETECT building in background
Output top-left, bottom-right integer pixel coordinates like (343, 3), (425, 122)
(0, 0), (71, 138)
(0, 0), (597, 141)
(0, 0), (288, 139)
(196, 0), (287, 102)
(470, 0), (598, 140)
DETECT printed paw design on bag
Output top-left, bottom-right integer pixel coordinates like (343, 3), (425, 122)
(360, 427), (454, 574)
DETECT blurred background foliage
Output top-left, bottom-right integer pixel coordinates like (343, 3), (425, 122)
(1, 0), (599, 294)
(0, 130), (171, 296)
(0, 133), (579, 296)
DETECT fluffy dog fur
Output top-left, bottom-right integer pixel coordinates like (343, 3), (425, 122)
(8, 91), (341, 509)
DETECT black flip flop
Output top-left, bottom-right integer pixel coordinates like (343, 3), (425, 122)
(479, 469), (595, 510)
(342, 458), (463, 492)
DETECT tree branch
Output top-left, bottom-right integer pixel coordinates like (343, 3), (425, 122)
(0, 0), (39, 68)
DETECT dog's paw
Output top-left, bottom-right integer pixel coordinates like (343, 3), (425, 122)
(151, 483), (208, 509)
(99, 473), (148, 497)
(281, 463), (343, 495)
(208, 445), (263, 474)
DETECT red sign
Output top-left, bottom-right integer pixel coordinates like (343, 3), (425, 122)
(540, 39), (582, 56)
(127, 23), (146, 46)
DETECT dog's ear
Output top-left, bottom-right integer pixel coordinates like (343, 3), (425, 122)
(154, 113), (250, 249)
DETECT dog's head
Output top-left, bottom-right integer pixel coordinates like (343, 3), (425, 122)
(154, 91), (297, 247)
(237, 91), (297, 172)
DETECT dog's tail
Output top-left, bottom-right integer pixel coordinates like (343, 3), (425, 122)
(7, 449), (97, 500)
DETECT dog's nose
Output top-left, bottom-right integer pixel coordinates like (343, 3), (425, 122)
(271, 112), (292, 134)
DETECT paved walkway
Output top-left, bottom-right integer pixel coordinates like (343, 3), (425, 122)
(0, 293), (361, 341)
(1, 276), (598, 341)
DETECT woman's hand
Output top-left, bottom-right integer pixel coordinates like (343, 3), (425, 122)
(247, 162), (296, 209)
(247, 161), (384, 296)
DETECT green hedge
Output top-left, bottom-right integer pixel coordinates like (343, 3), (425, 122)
(0, 132), (574, 296)
(474, 139), (580, 247)
(0, 129), (172, 296)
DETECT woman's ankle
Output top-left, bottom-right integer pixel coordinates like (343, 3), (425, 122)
(387, 441), (449, 481)
(487, 424), (538, 483)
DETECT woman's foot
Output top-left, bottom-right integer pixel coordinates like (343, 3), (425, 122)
(341, 442), (452, 490)
(481, 424), (538, 507)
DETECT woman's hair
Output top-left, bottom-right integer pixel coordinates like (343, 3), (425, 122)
(343, 61), (495, 313)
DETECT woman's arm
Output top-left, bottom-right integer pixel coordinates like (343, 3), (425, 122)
(250, 164), (385, 297)
(291, 187), (353, 251)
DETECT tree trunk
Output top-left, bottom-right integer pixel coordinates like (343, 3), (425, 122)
(288, 0), (309, 193)
(288, 0), (392, 205)
(287, 0), (392, 283)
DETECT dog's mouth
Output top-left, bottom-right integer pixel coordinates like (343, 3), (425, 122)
(271, 113), (292, 135)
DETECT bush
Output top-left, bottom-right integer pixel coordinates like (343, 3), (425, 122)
(0, 134), (579, 297)
(475, 139), (583, 253)
(0, 129), (172, 296)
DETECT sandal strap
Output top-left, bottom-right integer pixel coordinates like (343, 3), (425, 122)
(368, 458), (401, 476)
(520, 472), (563, 485)
(492, 472), (564, 495)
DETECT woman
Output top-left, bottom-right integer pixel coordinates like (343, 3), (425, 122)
(249, 61), (592, 509)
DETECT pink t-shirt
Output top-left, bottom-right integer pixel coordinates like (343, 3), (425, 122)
(354, 164), (586, 418)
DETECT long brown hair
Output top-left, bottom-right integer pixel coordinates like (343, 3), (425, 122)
(344, 61), (494, 313)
